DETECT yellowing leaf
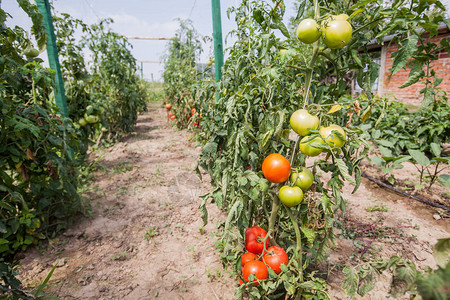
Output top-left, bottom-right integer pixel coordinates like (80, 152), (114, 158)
(328, 104), (342, 114)
(361, 106), (372, 122)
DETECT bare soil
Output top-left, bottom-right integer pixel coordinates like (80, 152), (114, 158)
(17, 103), (449, 299)
(18, 103), (234, 300)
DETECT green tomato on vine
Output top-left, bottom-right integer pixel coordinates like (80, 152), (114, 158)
(296, 19), (321, 44)
(323, 19), (353, 49)
(278, 185), (303, 207)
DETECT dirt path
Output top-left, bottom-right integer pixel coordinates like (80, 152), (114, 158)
(18, 103), (234, 299)
(17, 103), (449, 299)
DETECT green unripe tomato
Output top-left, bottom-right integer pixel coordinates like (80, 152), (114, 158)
(334, 14), (349, 21)
(85, 115), (98, 124)
(290, 167), (314, 191)
(323, 20), (352, 49)
(319, 124), (346, 148)
(78, 118), (87, 127)
(290, 109), (320, 136)
(278, 185), (303, 207)
(25, 48), (39, 58)
(299, 136), (324, 157)
(296, 19), (321, 44)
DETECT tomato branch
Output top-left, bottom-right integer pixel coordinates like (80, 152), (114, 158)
(284, 205), (303, 282)
(268, 191), (281, 245)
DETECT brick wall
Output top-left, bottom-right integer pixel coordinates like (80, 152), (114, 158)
(382, 32), (450, 106)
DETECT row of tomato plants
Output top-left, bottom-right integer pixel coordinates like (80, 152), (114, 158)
(163, 0), (449, 298)
(1, 2), (147, 295)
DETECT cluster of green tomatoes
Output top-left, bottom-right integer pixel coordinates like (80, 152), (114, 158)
(262, 109), (346, 207)
(296, 14), (353, 49)
(76, 104), (104, 129)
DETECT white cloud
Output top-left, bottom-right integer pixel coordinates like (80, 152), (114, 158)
(107, 13), (179, 38)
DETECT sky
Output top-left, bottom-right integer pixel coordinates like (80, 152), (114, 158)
(3, 1), (449, 82)
(2, 0), (261, 82)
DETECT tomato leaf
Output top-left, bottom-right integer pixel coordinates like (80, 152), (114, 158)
(352, 166), (361, 194)
(357, 265), (377, 296)
(199, 192), (211, 225)
(433, 238), (450, 268)
(300, 227), (316, 246)
(343, 266), (359, 297)
(400, 60), (425, 88)
(391, 35), (419, 76)
(327, 104), (342, 114)
(336, 158), (356, 185)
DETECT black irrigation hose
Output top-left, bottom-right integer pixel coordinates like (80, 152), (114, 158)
(361, 171), (450, 212)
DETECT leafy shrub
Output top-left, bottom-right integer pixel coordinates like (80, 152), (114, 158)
(0, 3), (85, 257)
(162, 19), (202, 128)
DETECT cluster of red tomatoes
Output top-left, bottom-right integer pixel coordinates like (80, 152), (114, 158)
(262, 109), (346, 207)
(189, 107), (201, 129)
(165, 103), (175, 120)
(238, 226), (289, 286)
(295, 14), (352, 49)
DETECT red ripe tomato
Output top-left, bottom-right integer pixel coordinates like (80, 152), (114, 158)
(194, 122), (198, 126)
(170, 115), (175, 119)
(242, 260), (268, 286)
(168, 112), (174, 117)
(187, 115), (191, 119)
(241, 252), (258, 267)
(191, 107), (196, 114)
(263, 246), (289, 274)
(245, 226), (269, 254)
(165, 103), (172, 110)
(262, 153), (291, 183)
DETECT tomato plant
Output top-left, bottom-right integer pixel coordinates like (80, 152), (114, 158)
(245, 226), (269, 254)
(188, 0), (449, 298)
(263, 246), (289, 274)
(162, 20), (202, 129)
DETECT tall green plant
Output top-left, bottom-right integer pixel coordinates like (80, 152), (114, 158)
(163, 19), (202, 128)
(192, 0), (448, 298)
(86, 19), (147, 139)
(0, 1), (85, 258)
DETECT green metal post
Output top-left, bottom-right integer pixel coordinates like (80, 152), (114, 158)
(36, 0), (68, 117)
(141, 61), (144, 79)
(211, 0), (224, 85)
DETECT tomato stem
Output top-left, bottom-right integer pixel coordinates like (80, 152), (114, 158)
(268, 191), (281, 245)
(284, 205), (303, 282)
(301, 0), (321, 109)
(301, 45), (320, 109)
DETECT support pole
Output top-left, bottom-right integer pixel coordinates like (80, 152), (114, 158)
(211, 0), (224, 86)
(141, 61), (143, 79)
(36, 0), (68, 117)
